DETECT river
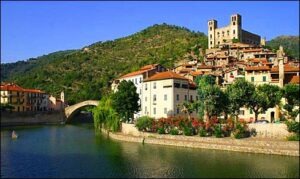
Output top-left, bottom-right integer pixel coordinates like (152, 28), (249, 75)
(1, 124), (299, 178)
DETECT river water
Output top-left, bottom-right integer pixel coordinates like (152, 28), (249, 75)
(1, 124), (299, 178)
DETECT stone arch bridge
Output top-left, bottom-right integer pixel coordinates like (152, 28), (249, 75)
(64, 100), (99, 121)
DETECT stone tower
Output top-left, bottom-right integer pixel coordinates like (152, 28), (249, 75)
(277, 46), (285, 88)
(60, 91), (65, 103)
(208, 19), (217, 49)
(230, 14), (242, 41)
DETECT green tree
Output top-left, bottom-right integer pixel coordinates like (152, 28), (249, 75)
(92, 95), (120, 132)
(225, 78), (255, 121)
(196, 75), (228, 121)
(283, 84), (300, 120)
(112, 80), (140, 122)
(246, 84), (282, 122)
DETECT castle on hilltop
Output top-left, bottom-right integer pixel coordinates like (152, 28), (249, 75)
(208, 14), (265, 49)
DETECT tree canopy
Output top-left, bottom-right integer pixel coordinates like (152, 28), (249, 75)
(112, 80), (140, 122)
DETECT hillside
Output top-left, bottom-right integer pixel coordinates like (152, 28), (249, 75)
(1, 24), (207, 104)
(266, 35), (299, 59)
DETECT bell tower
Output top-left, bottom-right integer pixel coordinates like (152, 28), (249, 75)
(208, 19), (217, 49)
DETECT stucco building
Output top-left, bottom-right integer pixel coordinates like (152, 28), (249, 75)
(112, 64), (166, 119)
(141, 71), (198, 119)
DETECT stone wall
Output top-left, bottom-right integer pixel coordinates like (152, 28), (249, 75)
(248, 123), (290, 139)
(0, 111), (65, 127)
(102, 123), (300, 156)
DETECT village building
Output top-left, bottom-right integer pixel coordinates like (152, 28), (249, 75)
(111, 64), (167, 119)
(141, 71), (198, 119)
(0, 83), (51, 112)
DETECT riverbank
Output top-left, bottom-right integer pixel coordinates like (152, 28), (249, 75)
(101, 127), (299, 157)
(0, 111), (65, 127)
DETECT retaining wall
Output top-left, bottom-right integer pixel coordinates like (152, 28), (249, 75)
(0, 111), (65, 127)
(102, 123), (299, 156)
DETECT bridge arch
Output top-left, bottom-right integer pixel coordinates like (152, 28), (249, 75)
(64, 100), (99, 121)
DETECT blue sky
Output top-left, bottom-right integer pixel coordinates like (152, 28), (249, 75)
(1, 1), (299, 63)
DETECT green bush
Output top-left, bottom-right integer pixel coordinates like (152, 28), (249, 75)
(285, 121), (300, 133)
(183, 127), (193, 136)
(157, 127), (165, 134)
(170, 128), (179, 135)
(213, 124), (223, 138)
(199, 127), (207, 137)
(233, 122), (250, 139)
(135, 116), (154, 132)
(287, 134), (300, 141)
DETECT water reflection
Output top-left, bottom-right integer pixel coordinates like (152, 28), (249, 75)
(1, 124), (299, 178)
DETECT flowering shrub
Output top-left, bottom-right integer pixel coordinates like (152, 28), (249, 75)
(232, 119), (250, 139)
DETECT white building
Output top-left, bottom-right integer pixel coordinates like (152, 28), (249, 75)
(111, 64), (166, 119)
(141, 71), (198, 119)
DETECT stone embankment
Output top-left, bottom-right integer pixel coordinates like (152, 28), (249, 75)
(1, 111), (65, 127)
(102, 123), (299, 157)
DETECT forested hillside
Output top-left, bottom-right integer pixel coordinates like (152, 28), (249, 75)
(266, 35), (299, 60)
(1, 24), (207, 104)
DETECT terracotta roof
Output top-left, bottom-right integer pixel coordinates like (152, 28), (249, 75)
(0, 83), (45, 93)
(243, 49), (263, 53)
(0, 84), (24, 91)
(190, 71), (204, 76)
(245, 66), (270, 71)
(140, 64), (158, 70)
(249, 58), (267, 63)
(197, 65), (214, 69)
(144, 71), (188, 82)
(271, 65), (300, 73)
(119, 64), (161, 79)
(119, 69), (148, 79)
(290, 76), (300, 84)
(24, 89), (45, 93)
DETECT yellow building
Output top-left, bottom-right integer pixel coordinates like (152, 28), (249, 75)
(1, 83), (49, 112)
(142, 71), (198, 119)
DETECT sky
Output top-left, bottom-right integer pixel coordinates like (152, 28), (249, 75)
(1, 1), (299, 63)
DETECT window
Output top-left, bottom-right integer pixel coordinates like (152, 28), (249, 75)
(135, 78), (137, 84)
(210, 27), (212, 31)
(145, 107), (147, 114)
(164, 94), (167, 101)
(184, 95), (187, 101)
(153, 82), (156, 89)
(174, 83), (180, 88)
(139, 77), (142, 83)
(250, 109), (253, 114)
(164, 108), (167, 114)
(210, 34), (212, 38)
(227, 30), (229, 36)
(140, 89), (141, 95)
(182, 84), (188, 89)
(239, 110), (245, 115)
(153, 94), (157, 102)
(153, 108), (156, 115)
(218, 41), (220, 45)
(196, 96), (199, 101)
(190, 95), (193, 101)
(176, 94), (179, 101)
(145, 97), (147, 102)
(251, 77), (255, 82)
(177, 108), (180, 114)
(263, 76), (266, 82)
(233, 22), (236, 25)
(210, 41), (212, 45)
(145, 84), (147, 90)
(233, 30), (235, 34)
